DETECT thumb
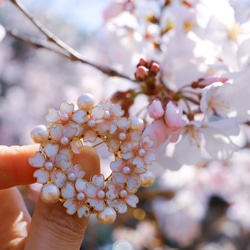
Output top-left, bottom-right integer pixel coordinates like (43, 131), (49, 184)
(24, 146), (100, 250)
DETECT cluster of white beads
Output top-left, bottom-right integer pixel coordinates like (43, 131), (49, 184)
(29, 94), (156, 224)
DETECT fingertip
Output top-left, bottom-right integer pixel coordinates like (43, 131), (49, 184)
(73, 145), (100, 181)
(0, 144), (40, 189)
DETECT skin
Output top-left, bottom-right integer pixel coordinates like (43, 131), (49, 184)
(0, 145), (100, 250)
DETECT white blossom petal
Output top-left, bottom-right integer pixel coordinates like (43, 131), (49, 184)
(85, 183), (98, 198)
(61, 183), (76, 199)
(84, 130), (97, 142)
(106, 184), (119, 200)
(29, 152), (45, 167)
(127, 176), (140, 193)
(63, 124), (77, 138)
(91, 106), (105, 119)
(89, 199), (105, 211)
(113, 172), (127, 183)
(45, 108), (59, 123)
(75, 179), (87, 192)
(60, 101), (74, 114)
(44, 143), (59, 161)
(78, 205), (90, 218)
(70, 139), (84, 154)
(51, 170), (67, 188)
(92, 175), (104, 187)
(64, 200), (77, 215)
(72, 110), (87, 124)
(126, 194), (139, 207)
(140, 136), (154, 149)
(117, 117), (130, 129)
(50, 124), (63, 141)
(33, 169), (49, 183)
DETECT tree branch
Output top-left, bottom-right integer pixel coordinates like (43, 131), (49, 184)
(9, 0), (134, 81)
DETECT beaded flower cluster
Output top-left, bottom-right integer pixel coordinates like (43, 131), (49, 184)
(29, 93), (156, 224)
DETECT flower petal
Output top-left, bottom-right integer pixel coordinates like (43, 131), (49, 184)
(44, 143), (59, 161)
(78, 205), (90, 218)
(75, 179), (87, 193)
(60, 101), (74, 115)
(50, 124), (63, 141)
(72, 110), (87, 124)
(29, 152), (45, 167)
(61, 183), (76, 199)
(92, 175), (104, 187)
(126, 194), (139, 207)
(51, 170), (67, 188)
(127, 176), (140, 193)
(64, 200), (77, 215)
(45, 108), (59, 123)
(33, 169), (49, 183)
(70, 139), (84, 154)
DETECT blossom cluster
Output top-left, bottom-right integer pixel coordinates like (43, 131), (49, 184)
(28, 93), (156, 224)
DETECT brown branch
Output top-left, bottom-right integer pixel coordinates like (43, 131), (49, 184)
(9, 0), (134, 81)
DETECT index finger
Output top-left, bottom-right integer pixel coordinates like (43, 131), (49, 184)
(0, 145), (39, 189)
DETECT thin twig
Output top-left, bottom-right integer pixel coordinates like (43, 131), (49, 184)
(10, 0), (134, 81)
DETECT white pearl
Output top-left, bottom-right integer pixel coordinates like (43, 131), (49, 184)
(97, 207), (117, 225)
(77, 94), (95, 111)
(140, 171), (155, 187)
(122, 166), (131, 175)
(77, 192), (85, 201)
(41, 183), (60, 203)
(104, 110), (110, 119)
(60, 136), (69, 145)
(61, 113), (69, 122)
(138, 149), (146, 157)
(97, 190), (105, 199)
(120, 190), (127, 198)
(44, 162), (53, 171)
(68, 173), (76, 181)
(31, 125), (49, 143)
(88, 119), (96, 127)
(119, 132), (126, 141)
(129, 116), (144, 131)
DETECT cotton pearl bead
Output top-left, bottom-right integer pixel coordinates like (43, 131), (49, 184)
(77, 192), (85, 201)
(138, 149), (146, 157)
(77, 93), (95, 111)
(97, 207), (117, 225)
(120, 190), (127, 198)
(60, 136), (69, 145)
(31, 125), (49, 143)
(123, 166), (131, 174)
(88, 119), (96, 127)
(68, 173), (76, 181)
(129, 116), (144, 131)
(119, 132), (126, 141)
(61, 113), (69, 122)
(41, 183), (60, 203)
(44, 162), (53, 171)
(104, 110), (110, 119)
(140, 171), (155, 187)
(97, 190), (105, 199)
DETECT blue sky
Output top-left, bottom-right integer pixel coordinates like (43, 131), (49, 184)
(23, 0), (113, 32)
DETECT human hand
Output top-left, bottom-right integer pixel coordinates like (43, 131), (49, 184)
(0, 145), (100, 250)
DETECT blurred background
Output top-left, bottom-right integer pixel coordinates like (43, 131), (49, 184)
(1, 1), (250, 249)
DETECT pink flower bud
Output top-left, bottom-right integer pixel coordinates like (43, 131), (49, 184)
(165, 101), (186, 131)
(148, 99), (164, 119)
(139, 57), (148, 67)
(150, 62), (160, 74)
(135, 66), (149, 81)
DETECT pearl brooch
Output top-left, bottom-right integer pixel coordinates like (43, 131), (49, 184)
(29, 93), (156, 224)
